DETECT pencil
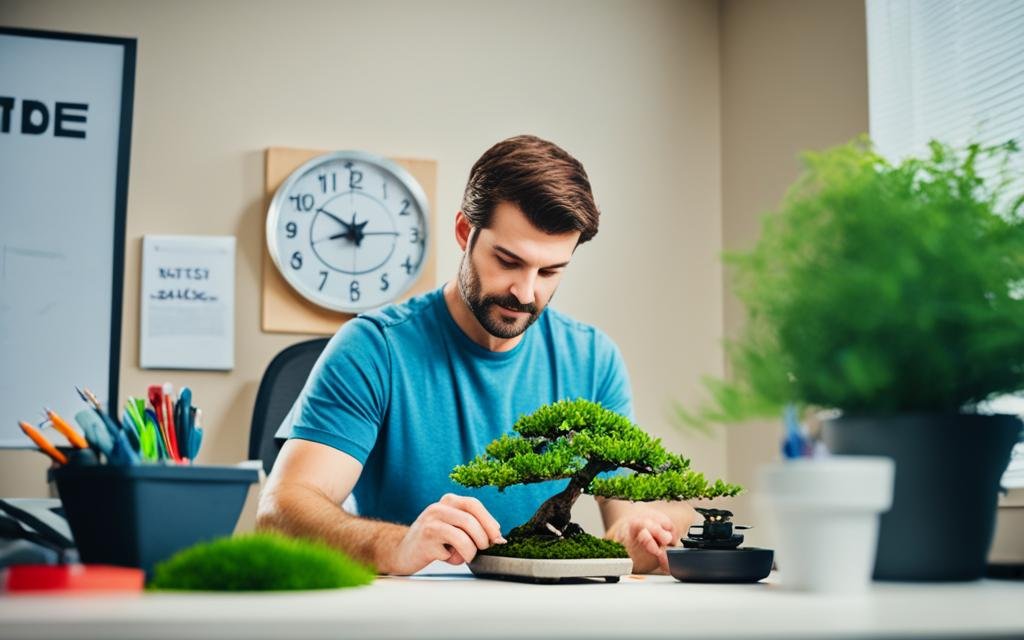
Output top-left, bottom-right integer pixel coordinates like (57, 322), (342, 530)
(18, 421), (69, 465)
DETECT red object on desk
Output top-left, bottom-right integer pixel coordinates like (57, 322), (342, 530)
(2, 564), (144, 592)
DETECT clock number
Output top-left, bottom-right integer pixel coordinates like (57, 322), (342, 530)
(285, 221), (298, 238)
(317, 173), (337, 194)
(409, 227), (421, 243)
(349, 280), (361, 302)
(382, 182), (388, 200)
(399, 199), (411, 216)
(380, 272), (390, 291)
(318, 270), (328, 291)
(402, 255), (415, 275)
(289, 194), (314, 212)
(348, 165), (363, 190)
(290, 251), (303, 270)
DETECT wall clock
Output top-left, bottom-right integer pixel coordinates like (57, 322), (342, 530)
(266, 150), (430, 313)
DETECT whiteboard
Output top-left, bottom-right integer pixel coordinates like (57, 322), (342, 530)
(0, 28), (135, 447)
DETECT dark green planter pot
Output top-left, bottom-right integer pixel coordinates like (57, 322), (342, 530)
(823, 413), (1020, 581)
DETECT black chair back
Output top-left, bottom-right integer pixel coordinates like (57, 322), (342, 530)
(249, 338), (330, 474)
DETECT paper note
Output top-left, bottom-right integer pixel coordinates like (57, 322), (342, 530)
(140, 235), (235, 370)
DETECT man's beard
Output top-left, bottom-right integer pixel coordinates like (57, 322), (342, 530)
(457, 252), (543, 339)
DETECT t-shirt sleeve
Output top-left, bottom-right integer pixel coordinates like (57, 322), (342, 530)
(280, 317), (390, 464)
(594, 331), (634, 422)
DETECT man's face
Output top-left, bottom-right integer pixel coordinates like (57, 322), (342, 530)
(457, 202), (580, 339)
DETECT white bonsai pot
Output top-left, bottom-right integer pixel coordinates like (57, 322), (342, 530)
(755, 456), (894, 593)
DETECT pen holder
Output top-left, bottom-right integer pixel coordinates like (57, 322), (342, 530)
(50, 464), (258, 576)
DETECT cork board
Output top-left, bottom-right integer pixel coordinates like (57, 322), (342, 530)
(262, 148), (438, 334)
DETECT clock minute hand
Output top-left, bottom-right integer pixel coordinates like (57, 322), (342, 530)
(317, 207), (351, 230)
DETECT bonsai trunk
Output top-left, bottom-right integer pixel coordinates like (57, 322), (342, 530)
(519, 460), (610, 538)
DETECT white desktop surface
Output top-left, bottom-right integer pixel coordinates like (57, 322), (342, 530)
(1, 562), (1023, 639)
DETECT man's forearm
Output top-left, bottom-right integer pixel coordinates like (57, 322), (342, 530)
(257, 484), (407, 573)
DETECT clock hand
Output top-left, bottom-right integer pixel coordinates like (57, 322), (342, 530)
(327, 231), (400, 240)
(349, 213), (369, 247)
(316, 207), (351, 230)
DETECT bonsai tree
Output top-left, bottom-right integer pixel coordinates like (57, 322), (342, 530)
(450, 398), (740, 559)
(680, 137), (1024, 423)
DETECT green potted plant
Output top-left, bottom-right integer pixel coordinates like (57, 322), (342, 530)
(686, 137), (1024, 581)
(450, 398), (740, 582)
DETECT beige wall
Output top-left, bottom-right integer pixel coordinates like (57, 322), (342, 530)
(0, 0), (868, 539)
(720, 0), (869, 544)
(0, 0), (726, 534)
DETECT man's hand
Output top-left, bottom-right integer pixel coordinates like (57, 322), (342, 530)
(604, 505), (682, 574)
(389, 494), (506, 575)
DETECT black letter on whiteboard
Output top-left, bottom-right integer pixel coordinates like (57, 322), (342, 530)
(55, 102), (88, 139)
(0, 97), (13, 133)
(22, 100), (49, 135)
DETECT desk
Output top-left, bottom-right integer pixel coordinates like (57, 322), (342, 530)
(1, 564), (1023, 639)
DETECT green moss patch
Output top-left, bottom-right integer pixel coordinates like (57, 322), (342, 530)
(481, 530), (628, 560)
(149, 532), (375, 591)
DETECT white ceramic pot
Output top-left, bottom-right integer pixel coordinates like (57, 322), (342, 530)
(755, 456), (894, 593)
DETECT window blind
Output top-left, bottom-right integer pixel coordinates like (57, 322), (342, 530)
(866, 0), (1024, 184)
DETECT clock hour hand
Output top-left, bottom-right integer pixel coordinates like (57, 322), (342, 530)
(328, 231), (400, 239)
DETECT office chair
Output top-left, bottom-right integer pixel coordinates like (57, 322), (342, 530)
(249, 338), (329, 475)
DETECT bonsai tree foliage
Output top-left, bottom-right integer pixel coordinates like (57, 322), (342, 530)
(679, 137), (1024, 425)
(450, 398), (740, 558)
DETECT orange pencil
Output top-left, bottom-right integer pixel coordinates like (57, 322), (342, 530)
(45, 409), (88, 449)
(18, 421), (68, 465)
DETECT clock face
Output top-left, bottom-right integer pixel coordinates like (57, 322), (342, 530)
(266, 151), (429, 313)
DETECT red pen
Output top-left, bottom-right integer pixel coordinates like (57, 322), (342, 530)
(148, 385), (172, 461)
(163, 383), (180, 461)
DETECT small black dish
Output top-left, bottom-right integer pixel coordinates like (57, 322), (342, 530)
(667, 547), (774, 583)
(668, 507), (774, 583)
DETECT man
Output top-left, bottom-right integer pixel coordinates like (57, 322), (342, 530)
(257, 135), (697, 575)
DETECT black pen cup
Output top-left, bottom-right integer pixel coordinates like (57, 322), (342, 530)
(50, 464), (258, 576)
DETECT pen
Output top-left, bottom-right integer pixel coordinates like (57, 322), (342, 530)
(163, 383), (180, 461)
(148, 385), (174, 460)
(18, 421), (68, 465)
(44, 409), (88, 449)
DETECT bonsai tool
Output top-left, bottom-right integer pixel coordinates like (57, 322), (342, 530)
(74, 409), (139, 466)
(43, 409), (88, 450)
(144, 408), (169, 460)
(162, 383), (179, 460)
(122, 397), (156, 461)
(75, 408), (112, 462)
(148, 384), (179, 461)
(75, 386), (134, 450)
(175, 387), (193, 462)
(122, 407), (154, 461)
(17, 421), (68, 465)
(189, 408), (204, 460)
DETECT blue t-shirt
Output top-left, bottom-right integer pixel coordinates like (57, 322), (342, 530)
(278, 286), (633, 533)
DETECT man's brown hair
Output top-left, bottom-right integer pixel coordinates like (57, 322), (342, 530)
(460, 135), (600, 245)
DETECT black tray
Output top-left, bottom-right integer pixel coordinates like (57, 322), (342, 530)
(667, 547), (774, 583)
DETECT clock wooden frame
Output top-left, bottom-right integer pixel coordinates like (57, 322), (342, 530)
(262, 147), (437, 334)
